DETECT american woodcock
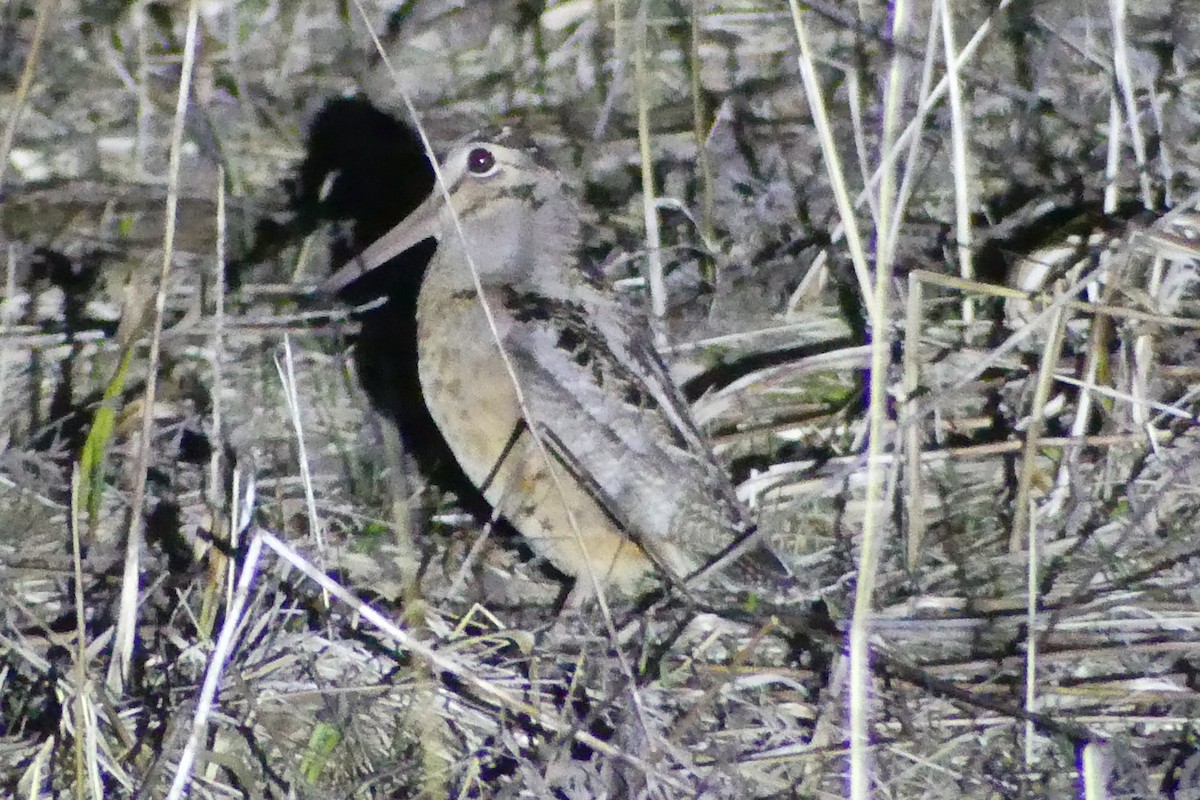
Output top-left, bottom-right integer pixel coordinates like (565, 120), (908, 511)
(326, 131), (790, 598)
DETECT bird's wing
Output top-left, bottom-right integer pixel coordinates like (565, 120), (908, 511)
(600, 308), (757, 530)
(590, 317), (794, 585)
(491, 287), (755, 573)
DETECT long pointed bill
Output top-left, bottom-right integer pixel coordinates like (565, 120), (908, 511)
(323, 187), (447, 294)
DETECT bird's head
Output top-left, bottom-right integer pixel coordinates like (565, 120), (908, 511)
(325, 134), (586, 296)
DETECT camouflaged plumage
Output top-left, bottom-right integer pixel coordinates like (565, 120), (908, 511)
(326, 135), (790, 598)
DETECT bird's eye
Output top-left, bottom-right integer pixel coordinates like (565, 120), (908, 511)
(467, 147), (497, 176)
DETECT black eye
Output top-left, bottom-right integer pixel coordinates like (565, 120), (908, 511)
(467, 147), (496, 175)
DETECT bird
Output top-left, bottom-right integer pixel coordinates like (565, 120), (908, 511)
(325, 129), (791, 600)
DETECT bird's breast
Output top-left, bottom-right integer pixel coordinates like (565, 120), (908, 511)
(415, 289), (522, 489)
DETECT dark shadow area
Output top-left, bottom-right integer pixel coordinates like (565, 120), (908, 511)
(26, 248), (111, 466)
(284, 97), (490, 507)
(972, 192), (1152, 285)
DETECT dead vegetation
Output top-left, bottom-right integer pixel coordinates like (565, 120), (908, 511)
(3, 0), (1200, 797)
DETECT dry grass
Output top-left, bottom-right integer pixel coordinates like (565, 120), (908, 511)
(3, 0), (1200, 797)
